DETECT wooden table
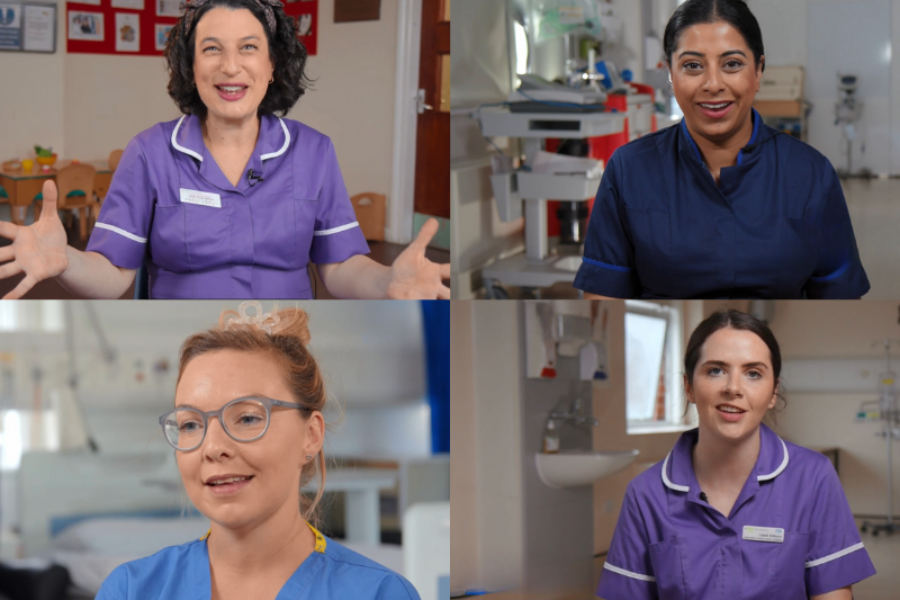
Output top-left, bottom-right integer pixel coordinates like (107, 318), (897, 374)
(0, 160), (112, 226)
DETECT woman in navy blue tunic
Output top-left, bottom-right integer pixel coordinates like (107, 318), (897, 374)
(574, 0), (869, 299)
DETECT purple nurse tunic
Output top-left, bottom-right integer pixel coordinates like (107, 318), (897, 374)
(597, 423), (876, 600)
(86, 113), (370, 298)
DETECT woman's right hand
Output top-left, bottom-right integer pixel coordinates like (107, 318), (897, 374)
(0, 180), (71, 299)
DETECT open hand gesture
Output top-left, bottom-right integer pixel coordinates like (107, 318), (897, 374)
(0, 180), (70, 299)
(386, 218), (451, 299)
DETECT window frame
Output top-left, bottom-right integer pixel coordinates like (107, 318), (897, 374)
(625, 300), (695, 435)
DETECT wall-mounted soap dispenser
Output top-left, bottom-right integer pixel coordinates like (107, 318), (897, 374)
(525, 301), (600, 380)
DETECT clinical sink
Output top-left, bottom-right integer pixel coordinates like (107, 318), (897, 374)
(535, 449), (639, 489)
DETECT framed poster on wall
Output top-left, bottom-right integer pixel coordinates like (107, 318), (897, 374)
(23, 4), (55, 51)
(0, 3), (23, 49)
(0, 3), (57, 52)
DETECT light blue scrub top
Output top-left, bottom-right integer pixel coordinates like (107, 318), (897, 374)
(95, 525), (420, 600)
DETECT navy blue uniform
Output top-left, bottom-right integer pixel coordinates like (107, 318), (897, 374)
(574, 109), (869, 298)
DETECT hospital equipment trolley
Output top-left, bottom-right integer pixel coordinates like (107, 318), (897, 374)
(477, 107), (625, 298)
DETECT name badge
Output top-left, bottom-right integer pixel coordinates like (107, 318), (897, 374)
(743, 526), (784, 543)
(180, 188), (222, 208)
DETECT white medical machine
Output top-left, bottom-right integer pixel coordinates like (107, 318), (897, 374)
(834, 72), (864, 177)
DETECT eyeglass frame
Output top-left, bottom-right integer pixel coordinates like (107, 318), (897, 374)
(158, 395), (313, 451)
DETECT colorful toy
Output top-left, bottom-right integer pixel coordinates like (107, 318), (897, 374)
(34, 145), (57, 167)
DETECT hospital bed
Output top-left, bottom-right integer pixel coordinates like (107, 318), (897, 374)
(14, 450), (405, 598)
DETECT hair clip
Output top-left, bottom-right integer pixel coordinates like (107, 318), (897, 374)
(225, 301), (281, 335)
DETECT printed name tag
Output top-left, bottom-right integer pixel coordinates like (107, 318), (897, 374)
(743, 526), (785, 543)
(180, 189), (222, 208)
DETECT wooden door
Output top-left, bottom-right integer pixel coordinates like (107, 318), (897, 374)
(413, 0), (450, 218)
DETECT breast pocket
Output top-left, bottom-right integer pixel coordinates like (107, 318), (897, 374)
(150, 203), (234, 272)
(648, 536), (686, 600)
(771, 531), (809, 600)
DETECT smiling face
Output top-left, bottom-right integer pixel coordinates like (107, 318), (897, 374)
(174, 349), (323, 531)
(670, 21), (763, 144)
(684, 327), (778, 445)
(192, 7), (274, 125)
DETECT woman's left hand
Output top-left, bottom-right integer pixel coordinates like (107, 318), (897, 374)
(387, 218), (451, 299)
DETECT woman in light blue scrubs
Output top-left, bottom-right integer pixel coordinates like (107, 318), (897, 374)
(575, 0), (869, 299)
(598, 310), (875, 600)
(96, 303), (420, 600)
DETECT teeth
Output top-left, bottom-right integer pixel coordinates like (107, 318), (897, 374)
(719, 406), (742, 413)
(210, 476), (249, 485)
(701, 103), (730, 109)
(219, 86), (244, 92)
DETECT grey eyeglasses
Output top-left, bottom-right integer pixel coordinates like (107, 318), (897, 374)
(159, 395), (311, 451)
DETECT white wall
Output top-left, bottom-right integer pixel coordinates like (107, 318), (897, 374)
(768, 300), (900, 517)
(450, 301), (526, 591)
(0, 301), (428, 455)
(748, 0), (900, 175)
(1, 0), (399, 198)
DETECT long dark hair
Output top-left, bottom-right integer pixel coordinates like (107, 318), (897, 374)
(664, 0), (765, 72)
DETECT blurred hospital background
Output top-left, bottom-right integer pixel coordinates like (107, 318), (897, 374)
(452, 299), (899, 599)
(0, 0), (450, 299)
(0, 300), (449, 600)
(451, 0), (900, 299)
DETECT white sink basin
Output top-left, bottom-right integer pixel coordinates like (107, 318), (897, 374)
(535, 450), (639, 488)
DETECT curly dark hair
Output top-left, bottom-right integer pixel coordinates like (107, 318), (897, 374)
(164, 0), (313, 118)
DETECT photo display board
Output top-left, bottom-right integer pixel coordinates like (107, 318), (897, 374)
(0, 3), (58, 53)
(66, 0), (318, 56)
(66, 0), (178, 55)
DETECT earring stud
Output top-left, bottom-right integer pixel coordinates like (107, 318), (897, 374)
(306, 454), (313, 460)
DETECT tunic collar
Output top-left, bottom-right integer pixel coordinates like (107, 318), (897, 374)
(679, 107), (764, 167)
(193, 522), (329, 599)
(170, 112), (291, 192)
(661, 422), (790, 495)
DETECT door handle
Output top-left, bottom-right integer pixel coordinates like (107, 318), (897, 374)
(416, 89), (433, 114)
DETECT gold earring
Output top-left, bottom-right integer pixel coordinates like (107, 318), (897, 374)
(269, 77), (274, 84)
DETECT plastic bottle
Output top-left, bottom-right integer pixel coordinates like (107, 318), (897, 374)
(543, 420), (560, 454)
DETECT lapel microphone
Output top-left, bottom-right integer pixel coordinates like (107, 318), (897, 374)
(248, 169), (265, 186)
(699, 491), (708, 502)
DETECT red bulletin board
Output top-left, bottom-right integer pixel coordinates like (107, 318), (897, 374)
(283, 0), (318, 56)
(66, 0), (179, 56)
(66, 0), (318, 57)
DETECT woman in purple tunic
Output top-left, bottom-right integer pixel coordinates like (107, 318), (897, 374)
(0, 0), (449, 299)
(598, 310), (876, 600)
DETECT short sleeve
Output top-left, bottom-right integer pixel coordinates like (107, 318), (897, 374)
(803, 163), (870, 298)
(374, 573), (421, 600)
(597, 485), (657, 600)
(94, 563), (128, 600)
(804, 457), (876, 595)
(573, 153), (639, 298)
(309, 139), (370, 265)
(85, 138), (153, 270)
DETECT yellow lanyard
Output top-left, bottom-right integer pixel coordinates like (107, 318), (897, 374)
(200, 521), (327, 554)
